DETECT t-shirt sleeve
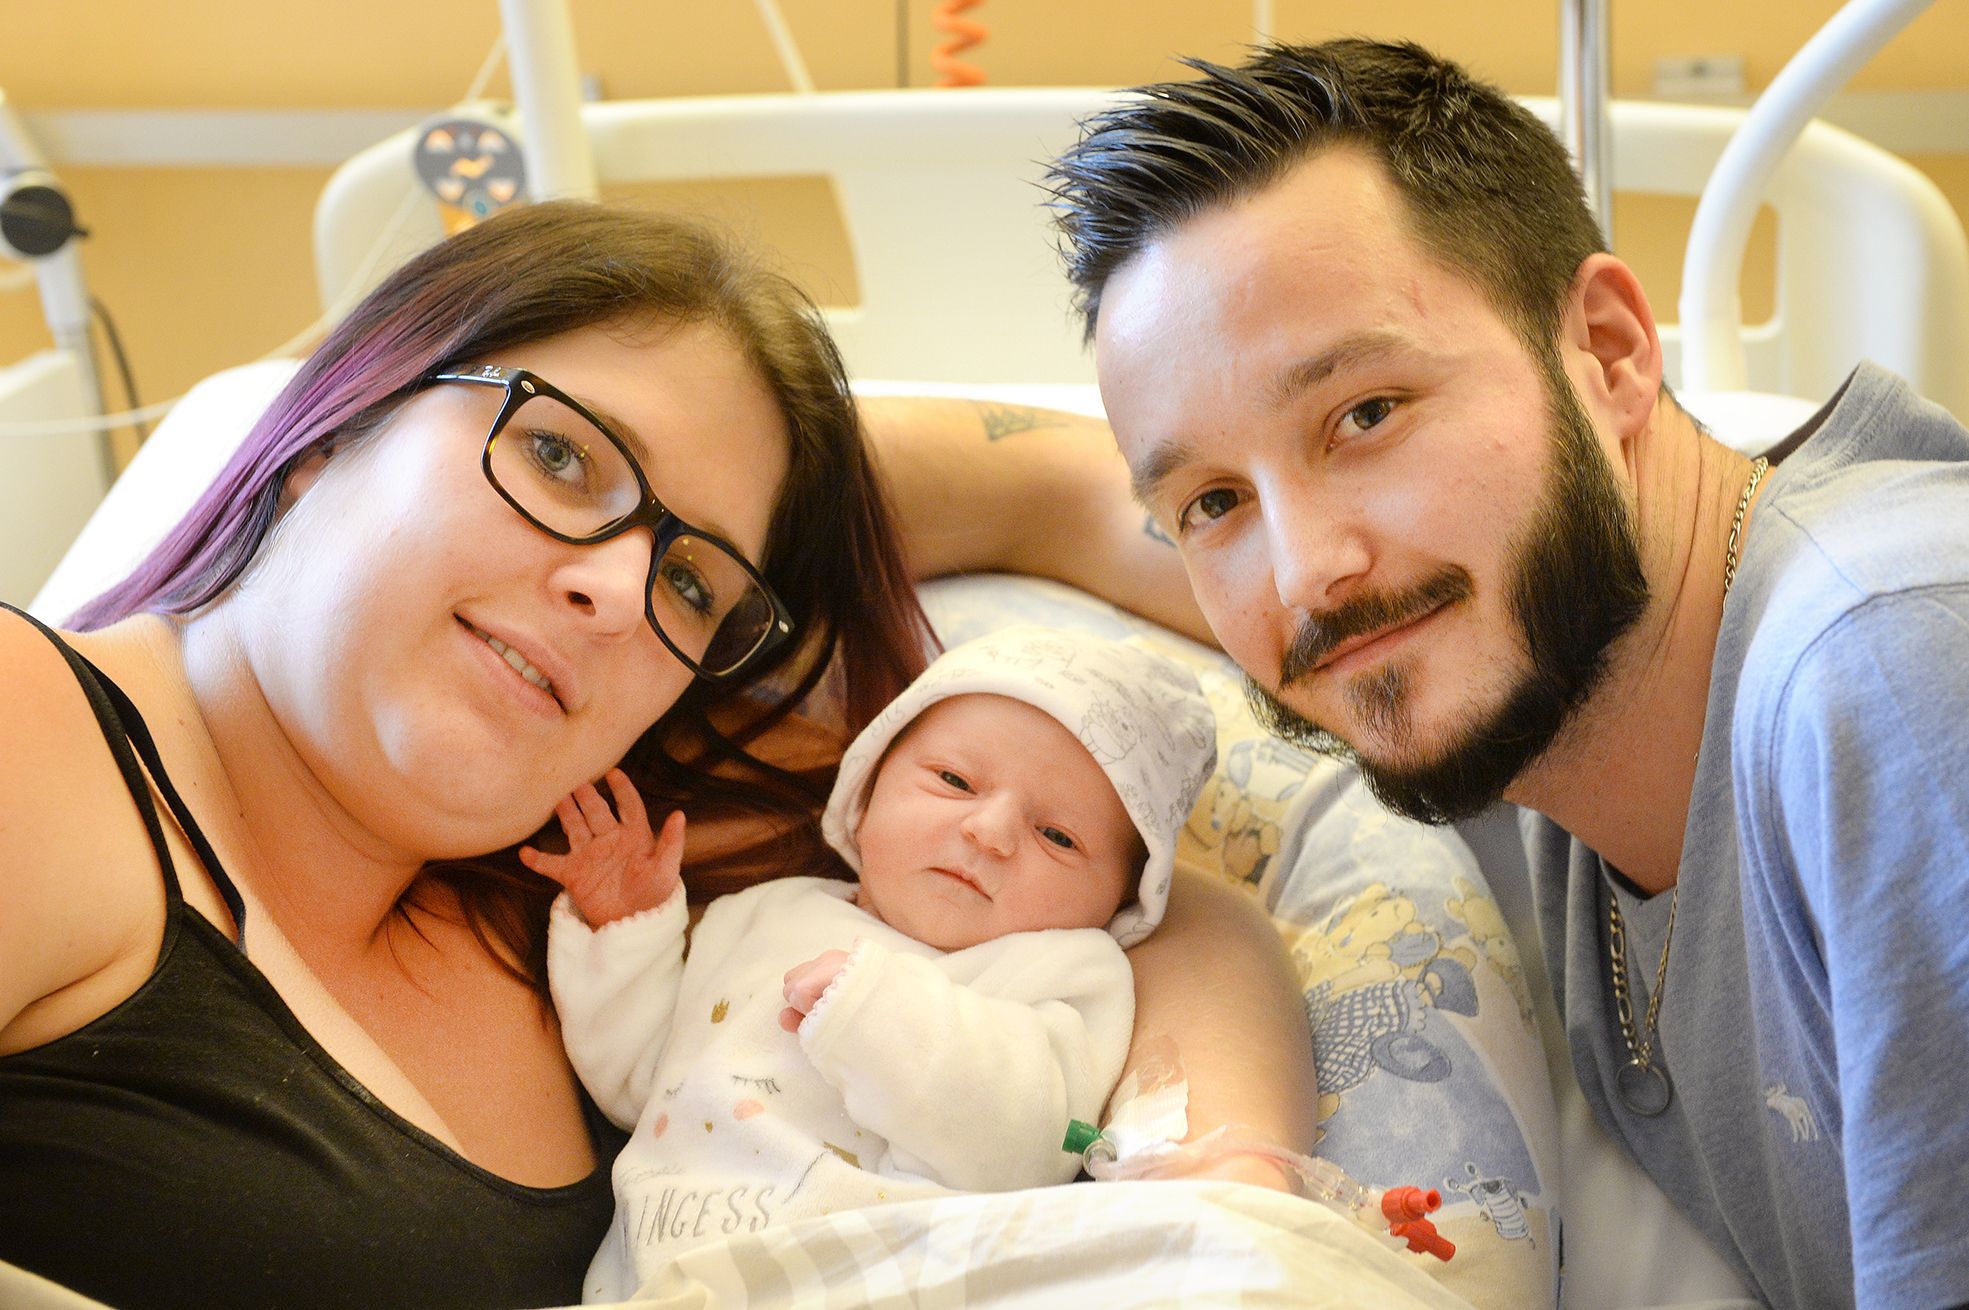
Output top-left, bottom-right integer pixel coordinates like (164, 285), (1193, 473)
(1764, 585), (1969, 1306)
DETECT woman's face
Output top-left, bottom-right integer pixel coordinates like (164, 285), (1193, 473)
(236, 320), (792, 859)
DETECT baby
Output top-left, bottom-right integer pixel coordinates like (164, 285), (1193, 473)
(527, 625), (1217, 1301)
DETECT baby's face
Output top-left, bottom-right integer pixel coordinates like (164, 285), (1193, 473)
(853, 693), (1140, 951)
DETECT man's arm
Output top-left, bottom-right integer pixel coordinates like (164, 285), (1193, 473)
(858, 395), (1212, 644)
(1774, 590), (1969, 1308)
(1121, 867), (1320, 1189)
(861, 396), (1314, 1188)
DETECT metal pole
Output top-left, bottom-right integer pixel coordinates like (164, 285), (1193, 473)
(1, 90), (110, 482)
(1558, 0), (1613, 244)
(496, 0), (599, 201)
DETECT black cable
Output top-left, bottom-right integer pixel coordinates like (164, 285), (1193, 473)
(89, 295), (148, 446)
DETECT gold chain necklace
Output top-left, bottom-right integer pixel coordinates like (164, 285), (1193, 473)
(1608, 455), (1768, 1117)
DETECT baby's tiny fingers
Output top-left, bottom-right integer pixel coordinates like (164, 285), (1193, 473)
(572, 781), (617, 833)
(652, 810), (686, 872)
(606, 769), (649, 833)
(778, 1006), (806, 1034)
(518, 845), (566, 881)
(555, 795), (590, 845)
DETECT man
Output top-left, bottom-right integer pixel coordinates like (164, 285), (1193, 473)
(1043, 37), (1969, 1309)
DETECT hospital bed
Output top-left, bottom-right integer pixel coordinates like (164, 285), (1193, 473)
(298, 90), (1969, 417)
(20, 5), (1969, 1307)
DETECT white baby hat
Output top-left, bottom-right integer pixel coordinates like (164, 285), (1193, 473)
(821, 624), (1217, 946)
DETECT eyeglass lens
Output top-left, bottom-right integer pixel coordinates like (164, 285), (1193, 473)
(487, 389), (777, 674)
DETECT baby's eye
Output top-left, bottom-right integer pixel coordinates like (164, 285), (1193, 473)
(1176, 487), (1241, 533)
(1038, 826), (1077, 850)
(937, 769), (973, 792)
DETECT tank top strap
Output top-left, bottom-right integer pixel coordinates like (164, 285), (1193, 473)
(1, 603), (249, 946)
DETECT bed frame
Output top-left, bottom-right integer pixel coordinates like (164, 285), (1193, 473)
(312, 88), (1969, 417)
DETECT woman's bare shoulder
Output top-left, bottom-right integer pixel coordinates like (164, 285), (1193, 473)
(0, 611), (169, 1055)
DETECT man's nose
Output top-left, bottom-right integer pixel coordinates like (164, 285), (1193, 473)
(1263, 479), (1371, 613)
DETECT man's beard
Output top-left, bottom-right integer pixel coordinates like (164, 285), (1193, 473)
(1246, 355), (1651, 824)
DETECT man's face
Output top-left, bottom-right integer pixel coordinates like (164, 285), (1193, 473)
(1095, 148), (1648, 823)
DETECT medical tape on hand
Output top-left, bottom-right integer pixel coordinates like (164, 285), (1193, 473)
(1092, 1036), (1189, 1169)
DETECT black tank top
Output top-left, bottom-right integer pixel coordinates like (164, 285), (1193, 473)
(0, 607), (624, 1309)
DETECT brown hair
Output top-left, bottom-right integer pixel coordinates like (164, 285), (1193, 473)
(76, 201), (933, 992)
(1046, 38), (1606, 352)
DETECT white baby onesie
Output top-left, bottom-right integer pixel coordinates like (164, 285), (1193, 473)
(548, 876), (1134, 1302)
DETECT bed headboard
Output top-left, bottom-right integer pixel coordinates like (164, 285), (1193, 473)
(313, 89), (1968, 414)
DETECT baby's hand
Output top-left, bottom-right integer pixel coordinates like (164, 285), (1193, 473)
(520, 768), (684, 927)
(779, 949), (852, 1033)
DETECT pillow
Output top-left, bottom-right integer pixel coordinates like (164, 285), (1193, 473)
(920, 572), (1561, 1310)
(30, 360), (300, 623)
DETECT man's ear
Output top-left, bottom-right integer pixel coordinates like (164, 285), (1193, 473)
(1561, 253), (1663, 446)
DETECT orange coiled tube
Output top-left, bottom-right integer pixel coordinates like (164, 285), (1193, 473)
(931, 0), (988, 87)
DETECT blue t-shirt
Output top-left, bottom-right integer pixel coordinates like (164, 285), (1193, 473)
(1525, 363), (1969, 1309)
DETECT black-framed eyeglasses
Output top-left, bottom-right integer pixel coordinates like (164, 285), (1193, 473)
(426, 365), (794, 681)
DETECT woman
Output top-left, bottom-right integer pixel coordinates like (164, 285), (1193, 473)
(0, 203), (1313, 1309)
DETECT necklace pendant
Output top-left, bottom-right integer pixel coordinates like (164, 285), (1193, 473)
(1616, 1058), (1673, 1116)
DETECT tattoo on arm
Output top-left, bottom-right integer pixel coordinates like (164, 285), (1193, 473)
(973, 402), (1065, 442)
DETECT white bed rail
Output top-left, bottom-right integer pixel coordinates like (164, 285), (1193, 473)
(314, 89), (1969, 415)
(1680, 0), (1944, 394)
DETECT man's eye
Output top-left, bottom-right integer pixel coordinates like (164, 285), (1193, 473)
(1177, 487), (1241, 532)
(1338, 397), (1396, 438)
(937, 769), (973, 792)
(1038, 826), (1077, 850)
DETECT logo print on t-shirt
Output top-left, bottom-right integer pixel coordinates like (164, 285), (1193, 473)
(1763, 1082), (1821, 1142)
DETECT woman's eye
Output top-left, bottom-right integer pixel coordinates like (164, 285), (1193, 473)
(937, 769), (973, 792)
(1176, 487), (1241, 533)
(1038, 826), (1077, 850)
(657, 560), (716, 618)
(527, 431), (586, 480)
(1337, 397), (1396, 439)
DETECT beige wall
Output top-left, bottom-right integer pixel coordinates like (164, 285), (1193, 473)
(4, 0), (1966, 461)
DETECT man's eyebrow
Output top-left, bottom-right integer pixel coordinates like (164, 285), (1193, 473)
(1127, 438), (1200, 508)
(1266, 329), (1416, 409)
(1129, 330), (1419, 507)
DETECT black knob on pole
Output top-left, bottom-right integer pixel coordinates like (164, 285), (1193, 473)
(0, 176), (88, 259)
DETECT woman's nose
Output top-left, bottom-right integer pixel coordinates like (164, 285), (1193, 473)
(556, 528), (652, 637)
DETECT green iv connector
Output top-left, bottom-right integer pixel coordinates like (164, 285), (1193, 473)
(1061, 1119), (1103, 1155)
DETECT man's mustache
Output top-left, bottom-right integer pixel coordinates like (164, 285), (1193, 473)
(1277, 567), (1474, 688)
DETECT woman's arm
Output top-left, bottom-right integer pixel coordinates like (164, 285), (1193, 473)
(1121, 867), (1320, 1190)
(0, 618), (157, 1058)
(858, 395), (1212, 645)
